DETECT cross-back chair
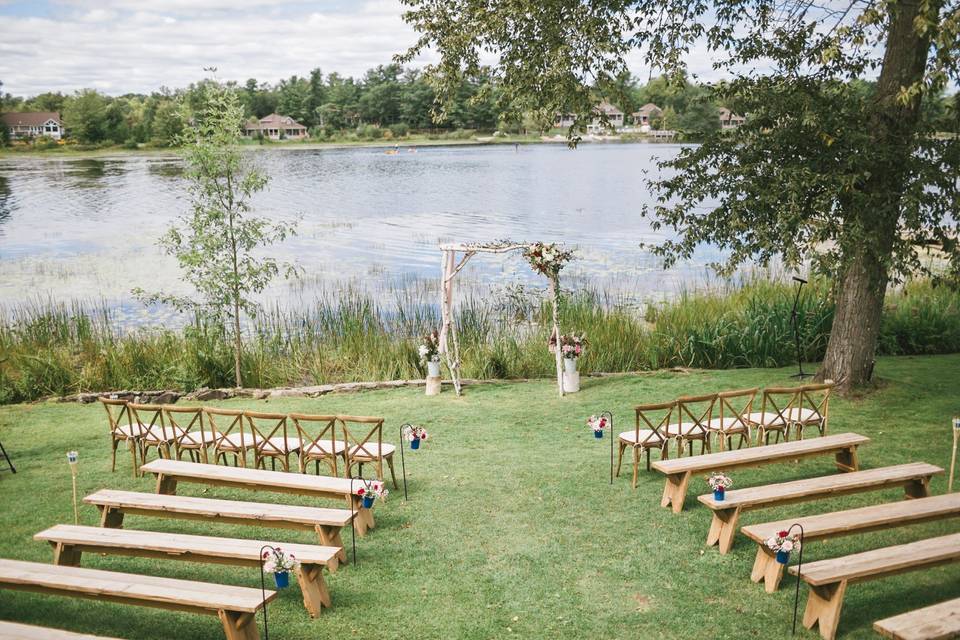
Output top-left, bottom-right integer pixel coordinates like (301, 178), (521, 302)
(341, 416), (397, 488)
(291, 413), (344, 476)
(127, 403), (177, 467)
(163, 405), (215, 463)
(99, 397), (143, 477)
(787, 382), (833, 439)
(245, 410), (300, 472)
(709, 387), (758, 451)
(749, 386), (799, 445)
(670, 393), (716, 457)
(206, 407), (260, 467)
(617, 401), (673, 488)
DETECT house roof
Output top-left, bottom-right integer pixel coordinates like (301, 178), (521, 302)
(594, 101), (624, 116)
(1, 112), (61, 127)
(633, 103), (663, 116)
(245, 113), (306, 130)
(718, 107), (745, 121)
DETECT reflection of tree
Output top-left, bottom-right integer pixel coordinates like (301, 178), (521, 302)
(0, 175), (13, 229)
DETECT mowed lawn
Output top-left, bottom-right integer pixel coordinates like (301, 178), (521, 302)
(0, 354), (958, 640)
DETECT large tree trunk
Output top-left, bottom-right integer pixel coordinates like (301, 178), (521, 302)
(816, 0), (937, 392)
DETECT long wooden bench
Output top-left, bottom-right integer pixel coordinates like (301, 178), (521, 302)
(0, 621), (122, 640)
(140, 459), (376, 535)
(742, 492), (960, 592)
(697, 462), (942, 553)
(34, 524), (337, 617)
(653, 433), (869, 513)
(84, 489), (350, 563)
(874, 597), (960, 640)
(0, 559), (275, 640)
(788, 532), (960, 640)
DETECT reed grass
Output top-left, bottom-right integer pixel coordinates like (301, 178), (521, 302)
(1, 277), (958, 403)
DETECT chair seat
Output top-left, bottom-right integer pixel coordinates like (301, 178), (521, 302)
(114, 423), (146, 439)
(302, 440), (347, 456)
(216, 432), (265, 449)
(747, 412), (787, 428)
(261, 436), (301, 455)
(707, 416), (750, 432)
(348, 443), (396, 458)
(664, 422), (708, 438)
(618, 430), (664, 445)
(178, 430), (217, 446)
(784, 407), (823, 423)
(142, 426), (186, 443)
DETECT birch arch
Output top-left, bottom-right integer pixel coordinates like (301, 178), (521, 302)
(438, 241), (574, 397)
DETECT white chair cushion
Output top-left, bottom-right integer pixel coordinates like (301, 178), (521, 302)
(262, 436), (301, 454)
(141, 426), (185, 443)
(664, 422), (707, 437)
(618, 430), (664, 445)
(707, 416), (749, 431)
(784, 407), (823, 423)
(349, 443), (396, 458)
(302, 440), (347, 455)
(217, 432), (265, 448)
(747, 412), (787, 427)
(114, 423), (146, 438)
(178, 430), (217, 446)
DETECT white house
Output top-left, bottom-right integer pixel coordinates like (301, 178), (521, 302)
(718, 107), (746, 129)
(244, 113), (308, 140)
(555, 101), (625, 130)
(1, 112), (63, 140)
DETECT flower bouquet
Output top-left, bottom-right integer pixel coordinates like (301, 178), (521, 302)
(358, 479), (389, 509)
(419, 331), (442, 376)
(587, 415), (608, 439)
(262, 547), (298, 589)
(404, 425), (429, 450)
(523, 242), (575, 277)
(707, 473), (733, 501)
(765, 530), (802, 564)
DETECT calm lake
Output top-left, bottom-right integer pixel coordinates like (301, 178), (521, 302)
(0, 142), (726, 325)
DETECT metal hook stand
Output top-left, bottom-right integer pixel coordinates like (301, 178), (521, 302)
(399, 423), (414, 501)
(258, 544), (278, 640)
(598, 411), (614, 485)
(785, 523), (805, 635)
(0, 439), (15, 473)
(349, 476), (368, 566)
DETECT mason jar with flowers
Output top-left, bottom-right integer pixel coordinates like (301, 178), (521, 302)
(357, 479), (389, 509)
(404, 425), (429, 450)
(587, 415), (608, 439)
(262, 547), (298, 589)
(419, 330), (442, 377)
(765, 530), (802, 564)
(707, 473), (733, 501)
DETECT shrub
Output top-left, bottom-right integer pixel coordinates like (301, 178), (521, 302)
(389, 123), (409, 138)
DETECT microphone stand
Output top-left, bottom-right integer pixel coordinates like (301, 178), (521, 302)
(791, 277), (813, 379)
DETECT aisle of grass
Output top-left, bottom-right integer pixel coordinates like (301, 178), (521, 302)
(0, 354), (958, 639)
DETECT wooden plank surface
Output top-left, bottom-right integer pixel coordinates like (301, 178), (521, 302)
(741, 493), (960, 543)
(788, 532), (960, 586)
(141, 459), (363, 495)
(34, 525), (340, 566)
(653, 433), (869, 474)
(698, 463), (942, 510)
(83, 489), (352, 527)
(0, 621), (123, 640)
(874, 598), (960, 640)
(0, 559), (275, 613)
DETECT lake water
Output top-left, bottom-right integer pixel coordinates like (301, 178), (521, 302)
(0, 142), (726, 324)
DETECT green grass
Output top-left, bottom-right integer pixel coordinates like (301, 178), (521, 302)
(0, 354), (958, 639)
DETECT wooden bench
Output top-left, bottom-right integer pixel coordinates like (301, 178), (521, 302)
(140, 459), (376, 536)
(742, 492), (960, 592)
(0, 621), (123, 640)
(874, 597), (960, 640)
(653, 433), (869, 513)
(697, 462), (942, 554)
(84, 489), (350, 563)
(0, 558), (275, 640)
(788, 532), (960, 640)
(34, 524), (337, 617)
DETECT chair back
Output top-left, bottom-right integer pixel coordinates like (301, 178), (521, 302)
(163, 405), (205, 447)
(291, 413), (340, 474)
(675, 392), (716, 438)
(759, 386), (800, 425)
(204, 407), (248, 450)
(716, 387), (758, 432)
(99, 397), (132, 437)
(340, 415), (385, 459)
(795, 382), (833, 425)
(633, 401), (674, 446)
(127, 403), (168, 441)
(244, 411), (292, 456)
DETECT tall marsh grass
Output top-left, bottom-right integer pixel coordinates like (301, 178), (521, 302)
(1, 277), (958, 403)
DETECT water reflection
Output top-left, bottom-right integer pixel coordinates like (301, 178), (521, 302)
(0, 175), (13, 233)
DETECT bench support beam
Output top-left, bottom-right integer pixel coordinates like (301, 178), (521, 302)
(316, 525), (345, 569)
(99, 506), (125, 529)
(660, 471), (691, 513)
(750, 547), (786, 593)
(802, 580), (847, 640)
(705, 506), (741, 554)
(834, 447), (859, 472)
(218, 610), (260, 640)
(904, 477), (931, 499)
(296, 563), (331, 617)
(156, 473), (179, 495)
(52, 543), (83, 567)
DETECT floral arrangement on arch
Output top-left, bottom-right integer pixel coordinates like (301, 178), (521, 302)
(586, 415), (608, 433)
(262, 547), (298, 574)
(358, 479), (389, 502)
(765, 530), (802, 554)
(523, 242), (575, 277)
(549, 331), (587, 359)
(706, 473), (733, 491)
(403, 425), (429, 442)
(418, 330), (441, 364)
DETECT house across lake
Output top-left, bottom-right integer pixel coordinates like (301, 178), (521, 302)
(243, 113), (308, 140)
(1, 112), (63, 140)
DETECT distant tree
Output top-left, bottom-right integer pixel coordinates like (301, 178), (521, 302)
(360, 64), (403, 125)
(676, 100), (719, 138)
(150, 99), (184, 146)
(134, 84), (297, 388)
(25, 92), (67, 113)
(399, 69), (435, 129)
(62, 89), (109, 143)
(276, 75), (312, 123)
(307, 68), (326, 126)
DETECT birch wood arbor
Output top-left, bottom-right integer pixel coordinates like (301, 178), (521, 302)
(438, 241), (574, 397)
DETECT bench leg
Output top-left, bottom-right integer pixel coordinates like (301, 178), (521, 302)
(802, 580), (847, 640)
(296, 563), (331, 618)
(218, 611), (259, 640)
(155, 473), (178, 495)
(835, 446), (859, 472)
(705, 506), (741, 554)
(660, 471), (691, 513)
(315, 525), (346, 569)
(99, 506), (125, 529)
(750, 546), (786, 593)
(52, 542), (82, 567)
(904, 476), (931, 499)
(350, 497), (375, 536)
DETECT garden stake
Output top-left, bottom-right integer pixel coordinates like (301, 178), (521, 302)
(349, 476), (363, 566)
(785, 523), (805, 635)
(399, 423), (412, 501)
(67, 451), (79, 525)
(599, 411), (614, 485)
(258, 544), (276, 640)
(950, 417), (960, 492)
(0, 438), (14, 473)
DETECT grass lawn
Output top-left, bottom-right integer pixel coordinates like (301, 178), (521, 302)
(0, 354), (958, 639)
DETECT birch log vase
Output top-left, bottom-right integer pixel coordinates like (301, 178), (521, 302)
(550, 275), (565, 398)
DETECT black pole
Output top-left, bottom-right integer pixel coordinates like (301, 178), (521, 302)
(399, 423), (412, 501)
(258, 544), (277, 640)
(785, 523), (805, 635)
(349, 476), (364, 566)
(790, 277), (813, 379)
(600, 411), (614, 485)
(0, 439), (15, 473)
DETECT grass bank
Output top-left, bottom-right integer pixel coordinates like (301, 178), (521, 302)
(0, 355), (957, 639)
(2, 277), (959, 404)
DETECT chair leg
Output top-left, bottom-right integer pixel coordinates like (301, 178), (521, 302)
(128, 439), (138, 478)
(386, 455), (398, 489)
(645, 447), (651, 471)
(631, 447), (640, 489)
(111, 439), (119, 472)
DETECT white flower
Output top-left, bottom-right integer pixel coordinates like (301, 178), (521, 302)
(418, 345), (430, 357)
(780, 540), (794, 553)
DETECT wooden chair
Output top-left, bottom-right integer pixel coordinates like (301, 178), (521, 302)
(127, 403), (177, 466)
(164, 405), (216, 463)
(341, 415), (397, 489)
(292, 413), (345, 476)
(748, 386), (799, 445)
(616, 401), (673, 488)
(669, 393), (715, 456)
(99, 397), (142, 478)
(207, 407), (261, 467)
(787, 382), (832, 439)
(708, 387), (757, 450)
(245, 411), (300, 472)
